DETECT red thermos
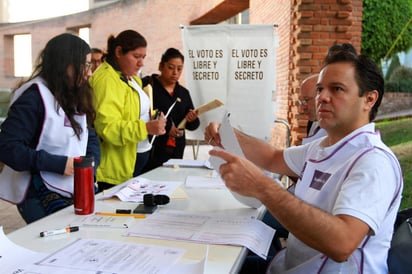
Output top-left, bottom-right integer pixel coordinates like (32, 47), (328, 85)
(73, 156), (95, 215)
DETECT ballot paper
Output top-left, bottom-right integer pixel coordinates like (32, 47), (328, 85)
(124, 211), (275, 260)
(208, 111), (262, 208)
(100, 177), (181, 203)
(178, 99), (223, 128)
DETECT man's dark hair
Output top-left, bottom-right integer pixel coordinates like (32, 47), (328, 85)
(325, 43), (357, 60)
(323, 48), (384, 121)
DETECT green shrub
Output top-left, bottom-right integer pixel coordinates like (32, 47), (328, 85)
(385, 81), (399, 92)
(385, 66), (412, 93)
(389, 66), (412, 81)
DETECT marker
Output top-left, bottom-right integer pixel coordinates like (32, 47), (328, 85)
(40, 226), (79, 237)
(116, 209), (132, 214)
(95, 212), (145, 218)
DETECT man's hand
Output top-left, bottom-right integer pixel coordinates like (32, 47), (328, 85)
(204, 122), (223, 148)
(209, 149), (269, 199)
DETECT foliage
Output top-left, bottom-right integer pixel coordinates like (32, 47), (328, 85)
(385, 66), (412, 92)
(376, 118), (412, 209)
(362, 0), (412, 63)
(389, 66), (412, 81)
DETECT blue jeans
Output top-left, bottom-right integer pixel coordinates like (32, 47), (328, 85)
(17, 174), (72, 224)
(17, 181), (47, 224)
(134, 151), (150, 176)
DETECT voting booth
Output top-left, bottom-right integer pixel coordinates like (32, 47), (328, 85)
(181, 24), (278, 143)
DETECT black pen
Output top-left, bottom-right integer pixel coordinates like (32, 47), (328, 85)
(40, 226), (79, 237)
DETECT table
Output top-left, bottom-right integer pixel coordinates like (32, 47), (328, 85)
(7, 166), (266, 273)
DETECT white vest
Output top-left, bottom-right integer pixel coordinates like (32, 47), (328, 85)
(269, 129), (402, 273)
(0, 77), (88, 203)
(302, 122), (327, 145)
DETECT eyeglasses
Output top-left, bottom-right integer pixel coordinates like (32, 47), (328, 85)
(91, 59), (102, 65)
(84, 62), (92, 72)
(298, 97), (314, 106)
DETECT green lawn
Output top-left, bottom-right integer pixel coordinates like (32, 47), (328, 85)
(376, 118), (412, 209)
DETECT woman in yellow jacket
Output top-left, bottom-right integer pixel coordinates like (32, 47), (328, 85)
(90, 30), (166, 191)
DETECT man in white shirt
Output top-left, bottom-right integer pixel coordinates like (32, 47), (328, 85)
(299, 74), (327, 144)
(205, 48), (403, 273)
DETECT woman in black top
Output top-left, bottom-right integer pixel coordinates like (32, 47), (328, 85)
(142, 48), (199, 172)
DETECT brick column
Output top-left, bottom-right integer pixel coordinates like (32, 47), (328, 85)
(288, 0), (363, 146)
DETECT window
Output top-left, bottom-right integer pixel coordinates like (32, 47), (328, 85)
(78, 27), (90, 45)
(67, 25), (90, 45)
(13, 34), (32, 77)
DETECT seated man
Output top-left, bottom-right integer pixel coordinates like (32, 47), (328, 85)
(205, 49), (403, 273)
(299, 73), (327, 144)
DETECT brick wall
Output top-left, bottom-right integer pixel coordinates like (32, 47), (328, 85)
(287, 0), (363, 146)
(379, 92), (412, 115)
(0, 0), (223, 89)
(0, 0), (364, 147)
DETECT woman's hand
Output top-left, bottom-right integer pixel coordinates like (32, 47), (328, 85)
(185, 109), (198, 123)
(64, 157), (74, 176)
(204, 122), (223, 148)
(169, 125), (184, 138)
(146, 112), (166, 135)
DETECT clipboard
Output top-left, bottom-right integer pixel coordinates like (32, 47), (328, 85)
(178, 99), (223, 128)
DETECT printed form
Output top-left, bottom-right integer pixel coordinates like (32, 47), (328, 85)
(124, 210), (275, 260)
(0, 226), (189, 274)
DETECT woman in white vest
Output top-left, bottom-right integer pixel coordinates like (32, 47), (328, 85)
(0, 33), (97, 224)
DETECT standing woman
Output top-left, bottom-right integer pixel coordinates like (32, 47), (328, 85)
(0, 33), (96, 223)
(90, 30), (166, 191)
(142, 48), (199, 172)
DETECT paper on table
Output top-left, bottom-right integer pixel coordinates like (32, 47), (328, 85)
(178, 99), (223, 128)
(168, 245), (208, 274)
(163, 159), (213, 169)
(208, 111), (262, 208)
(0, 226), (188, 274)
(76, 215), (135, 229)
(0, 226), (48, 274)
(124, 211), (275, 260)
(185, 171), (226, 189)
(36, 238), (185, 274)
(171, 187), (189, 200)
(100, 177), (181, 203)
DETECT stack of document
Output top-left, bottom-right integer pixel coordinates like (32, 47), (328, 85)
(124, 210), (275, 260)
